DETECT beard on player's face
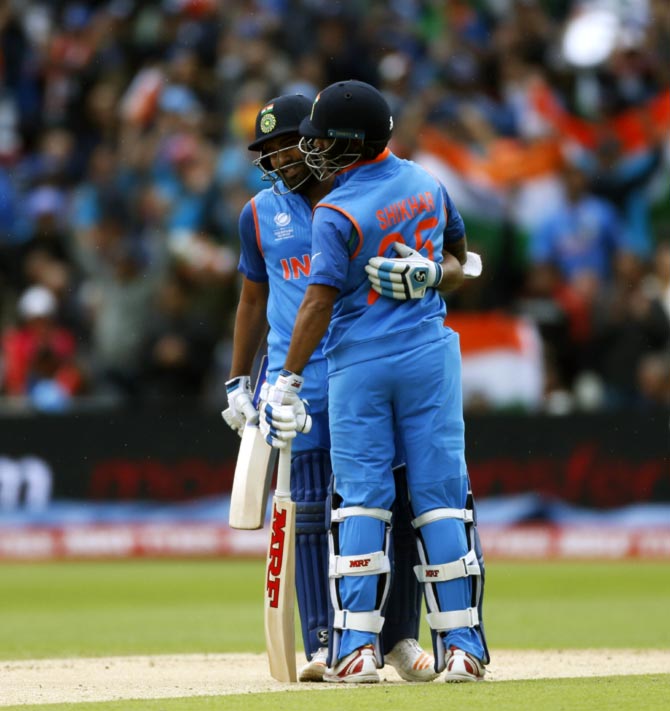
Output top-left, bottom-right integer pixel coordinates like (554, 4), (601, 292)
(275, 155), (312, 190)
(255, 136), (315, 194)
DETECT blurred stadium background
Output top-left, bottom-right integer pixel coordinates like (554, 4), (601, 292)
(0, 0), (668, 562)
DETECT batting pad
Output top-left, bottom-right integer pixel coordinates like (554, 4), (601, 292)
(292, 450), (331, 659)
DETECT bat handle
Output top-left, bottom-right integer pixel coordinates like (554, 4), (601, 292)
(275, 442), (292, 499)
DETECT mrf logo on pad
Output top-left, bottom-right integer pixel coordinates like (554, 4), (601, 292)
(349, 558), (371, 568)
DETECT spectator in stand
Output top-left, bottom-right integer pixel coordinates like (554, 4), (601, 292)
(41, 3), (101, 128)
(591, 252), (670, 409)
(633, 240), (670, 409)
(580, 133), (664, 259)
(139, 274), (218, 408)
(529, 163), (628, 291)
(74, 193), (167, 404)
(526, 162), (630, 387)
(650, 240), (670, 322)
(1, 285), (85, 410)
(7, 185), (79, 320)
(637, 352), (670, 409)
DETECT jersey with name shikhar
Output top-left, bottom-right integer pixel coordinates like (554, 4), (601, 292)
(308, 149), (465, 370)
(238, 185), (328, 411)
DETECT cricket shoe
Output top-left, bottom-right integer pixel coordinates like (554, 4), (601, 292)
(323, 644), (379, 683)
(443, 646), (486, 682)
(385, 638), (439, 682)
(298, 647), (328, 682)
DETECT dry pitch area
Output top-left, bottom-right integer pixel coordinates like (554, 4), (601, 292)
(2, 649), (669, 706)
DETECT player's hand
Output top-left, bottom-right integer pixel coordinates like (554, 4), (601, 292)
(365, 242), (443, 300)
(259, 370), (312, 448)
(222, 375), (258, 436)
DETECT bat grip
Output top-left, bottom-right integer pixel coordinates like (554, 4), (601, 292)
(275, 442), (292, 499)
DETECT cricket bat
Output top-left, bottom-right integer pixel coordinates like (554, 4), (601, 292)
(264, 442), (297, 682)
(229, 356), (277, 530)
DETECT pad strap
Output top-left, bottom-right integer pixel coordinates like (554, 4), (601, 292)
(333, 609), (385, 634)
(412, 507), (473, 528)
(427, 607), (480, 631)
(330, 550), (390, 578)
(331, 506), (393, 523)
(413, 549), (481, 583)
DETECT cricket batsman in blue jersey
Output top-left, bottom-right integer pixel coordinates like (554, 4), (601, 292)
(223, 94), (437, 682)
(260, 81), (490, 683)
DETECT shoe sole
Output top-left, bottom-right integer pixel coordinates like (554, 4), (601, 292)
(444, 673), (484, 683)
(323, 673), (379, 684)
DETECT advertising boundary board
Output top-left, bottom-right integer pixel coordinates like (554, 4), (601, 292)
(0, 410), (668, 509)
(2, 523), (670, 561)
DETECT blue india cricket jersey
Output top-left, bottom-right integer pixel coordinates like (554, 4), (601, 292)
(308, 149), (466, 370)
(238, 184), (328, 413)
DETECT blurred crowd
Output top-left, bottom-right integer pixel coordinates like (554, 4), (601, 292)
(0, 0), (668, 414)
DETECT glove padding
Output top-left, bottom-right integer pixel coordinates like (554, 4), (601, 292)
(259, 370), (312, 449)
(365, 242), (443, 300)
(222, 375), (258, 436)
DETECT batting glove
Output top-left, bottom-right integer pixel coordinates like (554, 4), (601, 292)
(222, 375), (258, 436)
(365, 242), (443, 300)
(259, 370), (312, 448)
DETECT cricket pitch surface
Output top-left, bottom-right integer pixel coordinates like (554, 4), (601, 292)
(2, 649), (669, 706)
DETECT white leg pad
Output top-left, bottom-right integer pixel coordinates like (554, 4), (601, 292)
(412, 507), (473, 528)
(414, 549), (481, 582)
(426, 607), (480, 632)
(333, 609), (385, 634)
(332, 506), (392, 523)
(328, 504), (393, 667)
(412, 505), (481, 672)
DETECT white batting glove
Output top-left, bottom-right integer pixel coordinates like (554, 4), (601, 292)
(222, 375), (258, 437)
(365, 242), (443, 300)
(259, 370), (312, 449)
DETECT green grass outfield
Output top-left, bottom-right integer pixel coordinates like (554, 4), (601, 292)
(1, 559), (668, 710)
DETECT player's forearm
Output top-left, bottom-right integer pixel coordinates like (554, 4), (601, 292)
(284, 295), (333, 375)
(437, 251), (465, 293)
(445, 236), (468, 265)
(229, 300), (268, 377)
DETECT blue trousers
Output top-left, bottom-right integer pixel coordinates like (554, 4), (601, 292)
(328, 331), (484, 661)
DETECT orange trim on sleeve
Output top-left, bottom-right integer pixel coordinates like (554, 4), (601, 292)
(250, 198), (263, 257)
(317, 203), (364, 260)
